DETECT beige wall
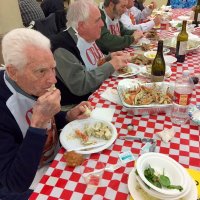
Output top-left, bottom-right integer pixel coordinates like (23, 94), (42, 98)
(93, 0), (168, 7)
(144, 0), (168, 8)
(0, 0), (23, 35)
(0, 0), (23, 64)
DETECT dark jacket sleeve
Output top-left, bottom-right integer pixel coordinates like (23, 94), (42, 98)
(96, 9), (135, 55)
(0, 108), (47, 192)
(55, 111), (67, 131)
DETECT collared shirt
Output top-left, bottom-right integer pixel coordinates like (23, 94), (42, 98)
(120, 6), (154, 31)
(18, 0), (45, 27)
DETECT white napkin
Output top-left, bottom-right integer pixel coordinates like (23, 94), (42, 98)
(91, 107), (115, 122)
(100, 88), (122, 105)
(157, 128), (176, 143)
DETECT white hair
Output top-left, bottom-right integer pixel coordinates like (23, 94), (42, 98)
(2, 28), (51, 69)
(67, 0), (97, 29)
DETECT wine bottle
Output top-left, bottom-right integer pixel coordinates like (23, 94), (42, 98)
(192, 0), (200, 27)
(175, 20), (188, 63)
(151, 40), (166, 82)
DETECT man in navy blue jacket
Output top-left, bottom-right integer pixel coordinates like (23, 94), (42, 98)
(0, 28), (91, 200)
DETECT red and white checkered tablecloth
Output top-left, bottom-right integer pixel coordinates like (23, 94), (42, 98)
(30, 9), (200, 200)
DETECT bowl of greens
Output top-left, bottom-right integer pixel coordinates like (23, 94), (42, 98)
(136, 153), (189, 196)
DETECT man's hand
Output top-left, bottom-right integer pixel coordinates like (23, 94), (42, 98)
(153, 15), (161, 26)
(109, 53), (131, 71)
(148, 1), (157, 10)
(132, 30), (144, 44)
(31, 89), (61, 129)
(110, 51), (124, 57)
(66, 101), (92, 122)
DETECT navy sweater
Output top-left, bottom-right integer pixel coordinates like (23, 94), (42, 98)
(0, 71), (66, 199)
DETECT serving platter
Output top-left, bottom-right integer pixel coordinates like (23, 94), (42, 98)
(117, 79), (174, 115)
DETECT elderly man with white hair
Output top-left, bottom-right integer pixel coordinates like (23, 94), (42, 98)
(0, 28), (91, 199)
(51, 0), (130, 106)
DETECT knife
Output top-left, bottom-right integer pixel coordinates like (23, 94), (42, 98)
(119, 136), (156, 143)
(67, 141), (107, 152)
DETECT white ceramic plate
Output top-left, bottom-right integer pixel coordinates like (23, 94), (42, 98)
(177, 15), (191, 21)
(140, 65), (172, 78)
(163, 37), (200, 53)
(136, 153), (189, 196)
(60, 118), (117, 154)
(128, 168), (198, 200)
(174, 32), (199, 40)
(152, 47), (170, 54)
(144, 52), (175, 62)
(188, 104), (200, 125)
(112, 63), (141, 78)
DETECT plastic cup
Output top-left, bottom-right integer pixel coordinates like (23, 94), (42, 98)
(79, 159), (105, 188)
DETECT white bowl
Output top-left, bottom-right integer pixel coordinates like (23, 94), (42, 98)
(164, 55), (177, 65)
(136, 152), (188, 196)
(144, 51), (157, 60)
(135, 169), (191, 199)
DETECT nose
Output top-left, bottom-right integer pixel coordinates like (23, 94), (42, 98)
(47, 68), (57, 85)
(100, 19), (104, 27)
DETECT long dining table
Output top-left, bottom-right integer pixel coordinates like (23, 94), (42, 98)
(29, 9), (200, 200)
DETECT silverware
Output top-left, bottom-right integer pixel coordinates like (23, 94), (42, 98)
(119, 135), (156, 143)
(82, 163), (123, 177)
(119, 136), (157, 152)
(67, 141), (106, 152)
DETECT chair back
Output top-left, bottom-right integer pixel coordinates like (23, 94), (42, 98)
(28, 13), (58, 38)
(55, 9), (67, 32)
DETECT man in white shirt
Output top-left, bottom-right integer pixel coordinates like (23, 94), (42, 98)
(120, 0), (161, 31)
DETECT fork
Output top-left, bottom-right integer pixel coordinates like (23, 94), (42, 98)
(82, 163), (123, 177)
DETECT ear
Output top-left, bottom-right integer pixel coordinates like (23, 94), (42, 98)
(6, 64), (18, 81)
(77, 21), (85, 33)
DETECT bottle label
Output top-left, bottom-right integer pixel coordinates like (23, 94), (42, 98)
(178, 41), (187, 55)
(174, 91), (192, 105)
(151, 75), (164, 82)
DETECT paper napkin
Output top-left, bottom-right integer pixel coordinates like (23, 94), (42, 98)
(100, 88), (122, 105)
(91, 107), (115, 122)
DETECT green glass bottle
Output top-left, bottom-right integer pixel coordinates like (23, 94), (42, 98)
(151, 40), (166, 82)
(192, 0), (200, 27)
(175, 20), (188, 63)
